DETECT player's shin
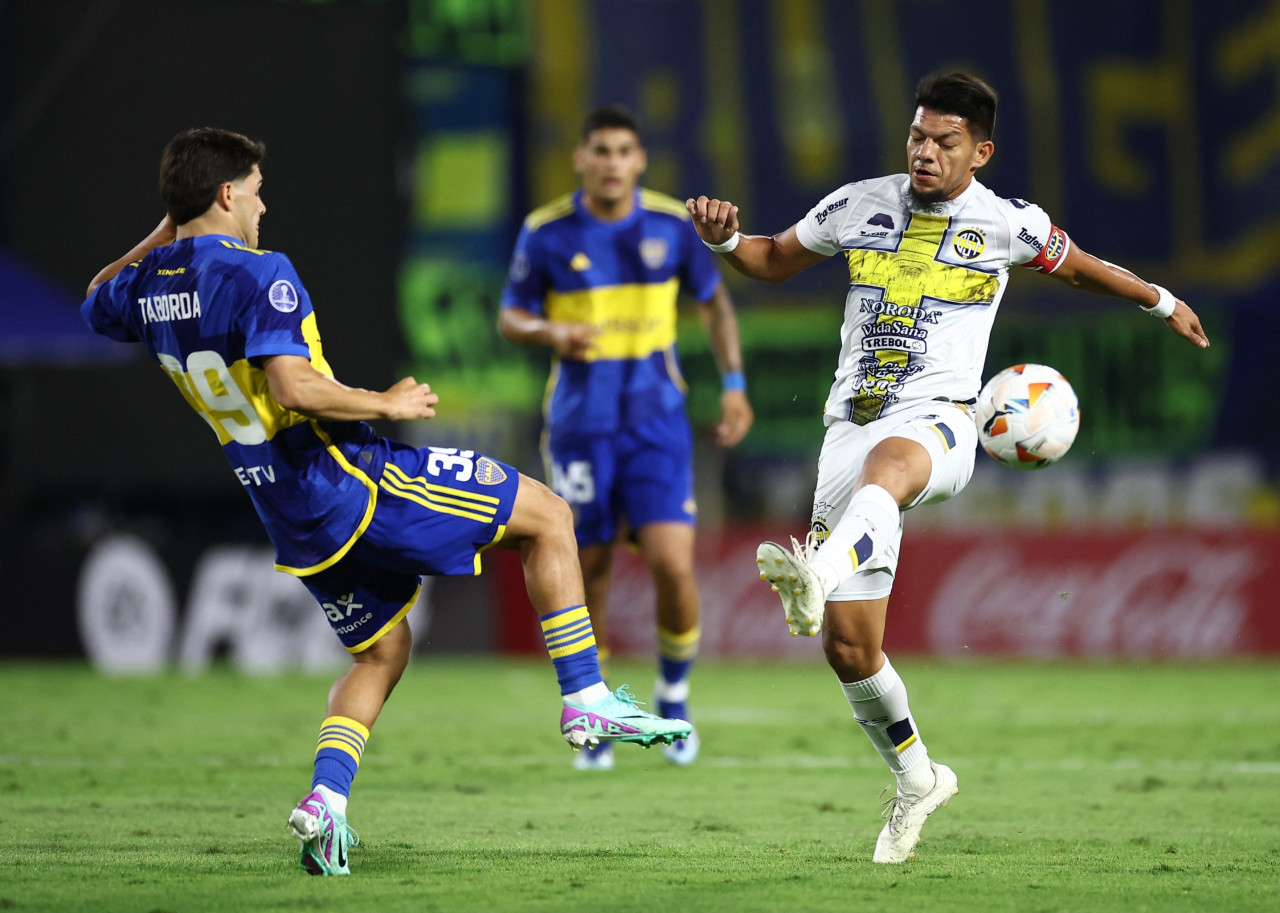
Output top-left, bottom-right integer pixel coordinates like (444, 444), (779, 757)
(311, 716), (369, 810)
(540, 604), (609, 703)
(839, 654), (935, 795)
(810, 485), (899, 593)
(655, 624), (700, 718)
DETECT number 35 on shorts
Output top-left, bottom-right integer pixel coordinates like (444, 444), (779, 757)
(552, 460), (595, 505)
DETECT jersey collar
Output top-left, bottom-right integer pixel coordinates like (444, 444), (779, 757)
(898, 175), (982, 217)
(574, 189), (642, 229)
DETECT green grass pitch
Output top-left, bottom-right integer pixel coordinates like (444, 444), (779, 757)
(3, 657), (1278, 912)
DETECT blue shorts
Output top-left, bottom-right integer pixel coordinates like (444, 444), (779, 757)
(545, 410), (694, 548)
(302, 439), (519, 652)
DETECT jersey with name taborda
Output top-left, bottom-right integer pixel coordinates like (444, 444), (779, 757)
(795, 174), (1070, 426)
(82, 234), (383, 576)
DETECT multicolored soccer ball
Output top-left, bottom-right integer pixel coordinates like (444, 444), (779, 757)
(975, 363), (1080, 470)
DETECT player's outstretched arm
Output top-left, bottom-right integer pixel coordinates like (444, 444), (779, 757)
(698, 282), (754, 447)
(264, 355), (438, 422)
(1049, 244), (1210, 349)
(497, 306), (598, 359)
(86, 215), (177, 297)
(685, 195), (826, 285)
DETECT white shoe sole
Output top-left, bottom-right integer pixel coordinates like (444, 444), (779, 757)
(756, 541), (823, 636)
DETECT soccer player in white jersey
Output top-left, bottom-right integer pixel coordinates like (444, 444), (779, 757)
(687, 71), (1210, 864)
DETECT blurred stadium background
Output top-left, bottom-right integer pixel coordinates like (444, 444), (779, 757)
(2, 0), (1277, 672)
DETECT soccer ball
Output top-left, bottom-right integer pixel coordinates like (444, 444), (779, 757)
(975, 363), (1080, 470)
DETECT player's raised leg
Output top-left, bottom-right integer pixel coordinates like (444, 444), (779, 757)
(500, 474), (692, 749)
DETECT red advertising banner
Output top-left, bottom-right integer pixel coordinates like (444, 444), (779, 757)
(493, 527), (1280, 658)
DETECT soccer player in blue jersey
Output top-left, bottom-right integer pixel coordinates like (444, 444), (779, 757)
(499, 106), (754, 770)
(82, 127), (691, 877)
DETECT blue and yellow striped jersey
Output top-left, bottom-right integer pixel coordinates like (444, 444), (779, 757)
(82, 234), (384, 576)
(501, 189), (720, 436)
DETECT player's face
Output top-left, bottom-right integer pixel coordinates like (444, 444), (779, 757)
(575, 127), (646, 209)
(229, 165), (266, 247)
(906, 108), (993, 205)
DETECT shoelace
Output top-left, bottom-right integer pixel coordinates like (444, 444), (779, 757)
(788, 529), (821, 564)
(879, 787), (908, 833)
(611, 683), (645, 707)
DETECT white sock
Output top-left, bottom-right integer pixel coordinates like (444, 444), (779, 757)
(810, 485), (900, 593)
(838, 653), (930, 778)
(653, 677), (690, 704)
(897, 758), (936, 797)
(315, 783), (348, 815)
(564, 681), (610, 705)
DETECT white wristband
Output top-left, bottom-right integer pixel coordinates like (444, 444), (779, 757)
(1143, 284), (1177, 319)
(703, 231), (741, 254)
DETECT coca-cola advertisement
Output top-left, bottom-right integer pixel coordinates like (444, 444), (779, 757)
(494, 528), (1280, 658)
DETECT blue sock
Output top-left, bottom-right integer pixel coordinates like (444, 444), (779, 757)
(540, 605), (602, 695)
(311, 716), (369, 799)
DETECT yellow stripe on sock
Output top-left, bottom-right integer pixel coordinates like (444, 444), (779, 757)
(315, 716), (370, 765)
(658, 625), (701, 661)
(895, 733), (918, 753)
(541, 605), (590, 633)
(546, 630), (597, 658)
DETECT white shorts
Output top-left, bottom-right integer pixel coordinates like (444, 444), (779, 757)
(811, 400), (977, 601)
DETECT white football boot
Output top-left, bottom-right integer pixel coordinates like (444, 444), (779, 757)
(756, 534), (826, 636)
(873, 761), (959, 863)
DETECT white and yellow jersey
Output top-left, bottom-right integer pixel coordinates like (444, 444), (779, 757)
(795, 175), (1069, 425)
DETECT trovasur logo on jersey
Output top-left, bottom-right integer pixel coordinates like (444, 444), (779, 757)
(953, 228), (985, 259)
(639, 238), (669, 270)
(268, 279), (299, 313)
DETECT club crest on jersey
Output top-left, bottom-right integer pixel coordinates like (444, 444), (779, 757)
(474, 457), (508, 485)
(639, 238), (669, 270)
(570, 252), (592, 272)
(952, 228), (985, 260)
(1043, 228), (1066, 263)
(268, 279), (299, 313)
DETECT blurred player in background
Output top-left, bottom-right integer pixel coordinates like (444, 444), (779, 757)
(82, 127), (691, 877)
(499, 105), (753, 770)
(688, 71), (1209, 862)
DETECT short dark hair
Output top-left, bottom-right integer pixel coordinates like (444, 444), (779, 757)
(159, 127), (265, 225)
(914, 71), (998, 142)
(580, 105), (643, 143)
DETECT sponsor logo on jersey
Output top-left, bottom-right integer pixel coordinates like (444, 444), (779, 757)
(859, 230), (889, 238)
(570, 252), (592, 271)
(1017, 227), (1044, 251)
(867, 212), (896, 229)
(269, 279), (299, 313)
(1009, 198), (1031, 209)
(814, 197), (849, 225)
(474, 457), (508, 485)
(953, 228), (985, 259)
(639, 238), (669, 270)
